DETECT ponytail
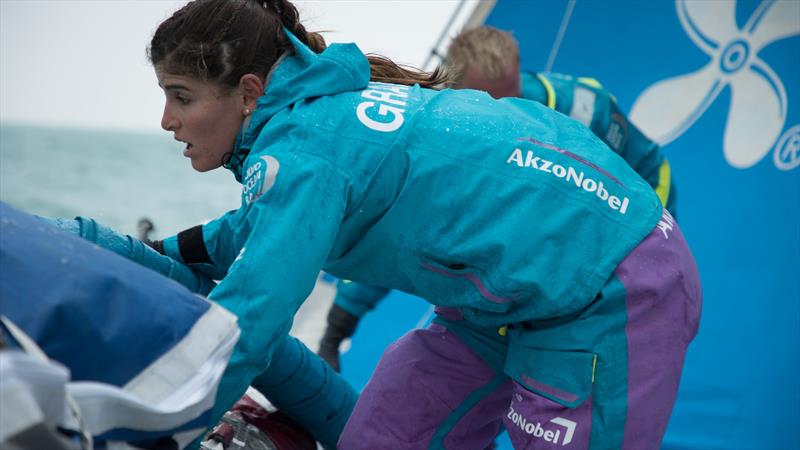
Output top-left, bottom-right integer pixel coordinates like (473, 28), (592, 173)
(366, 54), (450, 89)
(150, 0), (450, 91)
(263, 0), (327, 53)
(265, 0), (449, 88)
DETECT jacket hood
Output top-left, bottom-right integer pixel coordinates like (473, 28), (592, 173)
(227, 30), (371, 180)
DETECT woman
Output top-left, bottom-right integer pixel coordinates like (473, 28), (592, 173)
(90, 0), (703, 448)
(318, 25), (680, 374)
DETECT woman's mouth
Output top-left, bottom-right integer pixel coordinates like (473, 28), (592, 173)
(179, 140), (193, 157)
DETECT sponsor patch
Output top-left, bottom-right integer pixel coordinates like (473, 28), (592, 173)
(507, 405), (578, 446)
(506, 143), (631, 215)
(570, 86), (596, 127)
(656, 209), (675, 239)
(242, 155), (280, 205)
(605, 113), (629, 151)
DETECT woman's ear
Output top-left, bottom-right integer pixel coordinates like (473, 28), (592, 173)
(239, 74), (265, 111)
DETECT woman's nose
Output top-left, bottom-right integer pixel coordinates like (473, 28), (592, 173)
(161, 105), (178, 131)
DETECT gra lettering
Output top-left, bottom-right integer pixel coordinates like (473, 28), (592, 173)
(356, 82), (410, 133)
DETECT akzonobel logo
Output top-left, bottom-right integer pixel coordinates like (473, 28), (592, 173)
(507, 138), (631, 215)
(507, 405), (577, 446)
(630, 0), (799, 170)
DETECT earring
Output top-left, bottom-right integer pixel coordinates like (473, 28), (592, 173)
(244, 108), (251, 116)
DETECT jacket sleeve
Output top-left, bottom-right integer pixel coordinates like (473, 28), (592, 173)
(156, 209), (241, 281)
(548, 73), (677, 215)
(333, 280), (391, 318)
(604, 97), (677, 215)
(39, 216), (216, 295)
(573, 76), (677, 214)
(207, 150), (355, 418)
(533, 73), (676, 214)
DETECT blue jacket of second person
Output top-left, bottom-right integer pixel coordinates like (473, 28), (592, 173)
(521, 71), (675, 213)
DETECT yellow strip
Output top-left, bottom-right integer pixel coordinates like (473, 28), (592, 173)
(577, 76), (617, 102)
(536, 74), (557, 109)
(498, 325), (508, 336)
(577, 77), (602, 89)
(655, 159), (672, 207)
(592, 354), (597, 383)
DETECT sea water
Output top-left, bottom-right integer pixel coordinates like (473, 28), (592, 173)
(0, 122), (240, 238)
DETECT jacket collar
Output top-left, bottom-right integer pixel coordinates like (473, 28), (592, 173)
(226, 29), (370, 181)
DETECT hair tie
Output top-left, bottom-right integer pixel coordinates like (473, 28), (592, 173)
(265, 0), (281, 15)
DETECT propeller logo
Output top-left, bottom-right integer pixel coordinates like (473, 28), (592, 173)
(630, 0), (799, 169)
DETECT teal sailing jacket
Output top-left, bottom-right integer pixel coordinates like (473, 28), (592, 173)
(160, 32), (663, 396)
(332, 71), (678, 319)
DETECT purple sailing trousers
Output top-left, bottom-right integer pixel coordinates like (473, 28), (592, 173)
(340, 212), (701, 449)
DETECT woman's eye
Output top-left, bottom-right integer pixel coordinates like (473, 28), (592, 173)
(176, 95), (190, 105)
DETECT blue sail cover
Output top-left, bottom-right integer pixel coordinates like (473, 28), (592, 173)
(0, 202), (239, 448)
(485, 1), (799, 449)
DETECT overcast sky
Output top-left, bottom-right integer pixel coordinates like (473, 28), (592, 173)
(1, 0), (479, 133)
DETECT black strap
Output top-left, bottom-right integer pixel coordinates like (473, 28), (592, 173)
(177, 225), (212, 265)
(147, 239), (165, 255)
(325, 304), (360, 338)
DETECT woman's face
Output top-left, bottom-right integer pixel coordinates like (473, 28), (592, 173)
(157, 70), (245, 172)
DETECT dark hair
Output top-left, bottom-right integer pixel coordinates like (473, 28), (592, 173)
(148, 0), (449, 90)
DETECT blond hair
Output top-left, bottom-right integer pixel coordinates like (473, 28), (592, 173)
(445, 26), (520, 85)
